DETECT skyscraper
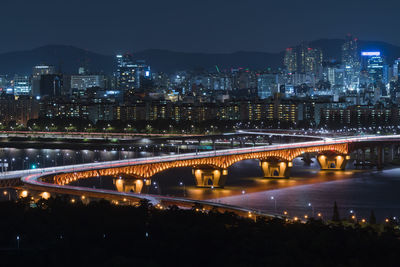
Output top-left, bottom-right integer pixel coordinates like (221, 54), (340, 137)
(116, 54), (136, 91)
(361, 51), (384, 84)
(393, 59), (400, 81)
(304, 47), (323, 74)
(116, 54), (151, 91)
(39, 74), (63, 97)
(284, 44), (322, 74)
(342, 35), (360, 90)
(367, 55), (384, 84)
(284, 48), (297, 73)
(31, 64), (56, 96)
(342, 34), (360, 70)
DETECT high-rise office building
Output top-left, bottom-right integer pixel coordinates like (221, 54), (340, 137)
(116, 54), (136, 91)
(134, 59), (151, 89)
(13, 75), (31, 95)
(342, 34), (360, 70)
(71, 75), (105, 93)
(39, 74), (63, 97)
(31, 64), (56, 97)
(361, 51), (384, 84)
(342, 35), (360, 90)
(116, 54), (151, 90)
(393, 59), (400, 81)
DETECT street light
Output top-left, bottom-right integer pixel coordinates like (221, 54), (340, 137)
(11, 158), (15, 171)
(270, 196), (277, 212)
(179, 182), (186, 197)
(308, 202), (314, 217)
(3, 190), (10, 201)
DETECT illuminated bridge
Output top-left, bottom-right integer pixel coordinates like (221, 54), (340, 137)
(12, 134), (400, 198)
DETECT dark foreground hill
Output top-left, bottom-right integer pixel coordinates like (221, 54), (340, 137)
(0, 196), (399, 267)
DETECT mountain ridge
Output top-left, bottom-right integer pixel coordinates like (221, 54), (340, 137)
(0, 39), (399, 75)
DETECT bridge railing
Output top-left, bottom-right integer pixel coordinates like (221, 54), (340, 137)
(5, 134), (400, 181)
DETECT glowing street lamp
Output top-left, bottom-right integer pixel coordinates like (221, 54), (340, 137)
(179, 181), (186, 197)
(308, 202), (314, 217)
(270, 196), (277, 212)
(3, 190), (10, 201)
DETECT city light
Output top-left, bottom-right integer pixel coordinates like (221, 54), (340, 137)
(361, 51), (380, 56)
(0, 0), (400, 264)
(41, 192), (50, 199)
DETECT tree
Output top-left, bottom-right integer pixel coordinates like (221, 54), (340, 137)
(332, 201), (340, 222)
(370, 210), (377, 225)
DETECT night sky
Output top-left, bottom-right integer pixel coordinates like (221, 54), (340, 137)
(1, 0), (399, 54)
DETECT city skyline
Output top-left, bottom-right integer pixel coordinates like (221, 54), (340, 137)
(2, 0), (400, 54)
(1, 1), (400, 266)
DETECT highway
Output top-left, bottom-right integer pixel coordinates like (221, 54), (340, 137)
(0, 130), (201, 141)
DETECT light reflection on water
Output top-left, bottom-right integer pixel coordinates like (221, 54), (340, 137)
(7, 146), (399, 221)
(212, 163), (400, 222)
(75, 157), (400, 222)
(0, 147), (159, 171)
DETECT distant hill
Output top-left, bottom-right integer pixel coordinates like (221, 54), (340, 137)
(0, 45), (284, 75)
(0, 45), (114, 76)
(0, 39), (399, 75)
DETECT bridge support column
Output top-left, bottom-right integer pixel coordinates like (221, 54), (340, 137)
(317, 154), (350, 170)
(192, 167), (228, 188)
(260, 160), (292, 178)
(377, 146), (384, 170)
(113, 178), (151, 194)
(361, 148), (366, 162)
(389, 145), (395, 162)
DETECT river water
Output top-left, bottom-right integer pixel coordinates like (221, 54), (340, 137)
(1, 147), (399, 222)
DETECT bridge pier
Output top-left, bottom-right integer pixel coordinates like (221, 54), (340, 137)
(113, 177), (151, 194)
(317, 153), (350, 170)
(377, 146), (384, 170)
(390, 145), (395, 162)
(192, 167), (228, 188)
(260, 160), (292, 178)
(361, 148), (366, 162)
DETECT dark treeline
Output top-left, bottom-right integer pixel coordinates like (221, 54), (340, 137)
(0, 196), (399, 266)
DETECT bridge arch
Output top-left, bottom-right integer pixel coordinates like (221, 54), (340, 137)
(51, 143), (349, 186)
